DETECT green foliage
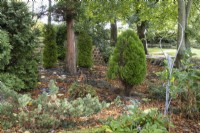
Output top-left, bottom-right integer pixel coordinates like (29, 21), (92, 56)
(69, 94), (110, 117)
(0, 82), (18, 129)
(158, 51), (200, 117)
(103, 102), (169, 133)
(0, 30), (11, 70)
(43, 24), (58, 68)
(77, 32), (93, 68)
(107, 30), (146, 88)
(56, 24), (67, 60)
(68, 82), (97, 100)
(0, 73), (24, 91)
(0, 80), (109, 131)
(90, 23), (111, 63)
(0, 1), (39, 90)
(148, 84), (166, 100)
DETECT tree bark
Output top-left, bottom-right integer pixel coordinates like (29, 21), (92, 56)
(110, 19), (117, 46)
(175, 0), (193, 68)
(137, 21), (148, 55)
(48, 0), (52, 25)
(66, 18), (77, 74)
(175, 0), (186, 68)
(185, 0), (193, 50)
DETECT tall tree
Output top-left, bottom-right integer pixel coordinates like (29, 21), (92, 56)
(175, 0), (193, 68)
(54, 0), (81, 74)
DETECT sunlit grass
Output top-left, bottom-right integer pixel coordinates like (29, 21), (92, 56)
(148, 47), (200, 58)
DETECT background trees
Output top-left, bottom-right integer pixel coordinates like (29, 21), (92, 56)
(43, 25), (58, 68)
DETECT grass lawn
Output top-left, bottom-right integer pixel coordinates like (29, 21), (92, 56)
(148, 47), (200, 58)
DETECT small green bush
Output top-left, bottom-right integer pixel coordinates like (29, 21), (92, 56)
(68, 82), (97, 100)
(0, 82), (18, 129)
(0, 30), (11, 70)
(107, 30), (147, 96)
(0, 73), (24, 91)
(0, 80), (109, 131)
(43, 24), (57, 68)
(77, 32), (93, 68)
(56, 24), (67, 60)
(103, 104), (169, 133)
(148, 84), (166, 100)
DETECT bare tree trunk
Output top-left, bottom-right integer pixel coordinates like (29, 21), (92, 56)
(185, 0), (193, 50)
(137, 21), (148, 55)
(48, 0), (52, 25)
(175, 0), (186, 68)
(110, 19), (117, 46)
(66, 19), (77, 74)
(175, 0), (193, 68)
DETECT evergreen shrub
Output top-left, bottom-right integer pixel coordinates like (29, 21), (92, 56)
(0, 30), (11, 70)
(68, 82), (97, 100)
(0, 1), (39, 90)
(77, 32), (93, 68)
(0, 80), (110, 131)
(43, 24), (58, 68)
(0, 73), (24, 91)
(0, 82), (18, 129)
(107, 30), (146, 96)
(56, 24), (67, 60)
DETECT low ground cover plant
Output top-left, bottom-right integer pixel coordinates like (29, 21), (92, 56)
(0, 80), (110, 132)
(103, 100), (169, 133)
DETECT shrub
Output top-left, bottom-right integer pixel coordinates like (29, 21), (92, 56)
(0, 80), (109, 131)
(43, 24), (58, 68)
(158, 52), (200, 118)
(0, 30), (11, 70)
(103, 102), (169, 133)
(77, 32), (93, 68)
(0, 1), (39, 90)
(0, 73), (24, 91)
(148, 84), (166, 100)
(107, 30), (147, 96)
(0, 82), (18, 129)
(56, 24), (67, 60)
(68, 82), (97, 100)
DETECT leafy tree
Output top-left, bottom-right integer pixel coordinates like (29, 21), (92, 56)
(77, 32), (93, 68)
(0, 1), (39, 90)
(43, 24), (58, 68)
(107, 30), (146, 96)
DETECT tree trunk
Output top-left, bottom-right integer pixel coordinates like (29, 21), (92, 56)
(110, 19), (117, 46)
(48, 0), (52, 25)
(66, 18), (77, 74)
(121, 80), (132, 96)
(175, 0), (186, 68)
(175, 0), (193, 68)
(185, 0), (193, 50)
(137, 21), (148, 55)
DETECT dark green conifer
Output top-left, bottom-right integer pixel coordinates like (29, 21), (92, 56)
(77, 32), (93, 68)
(43, 25), (58, 68)
(0, 1), (39, 90)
